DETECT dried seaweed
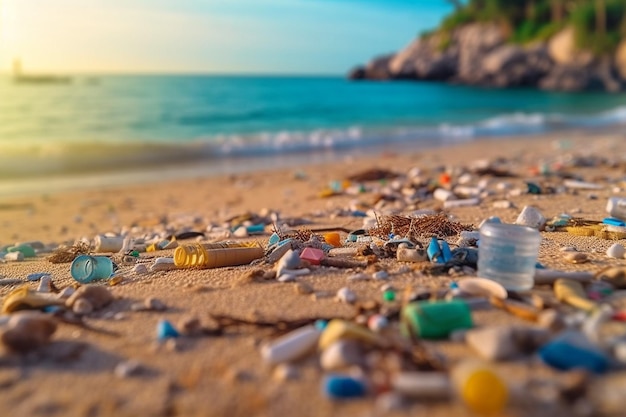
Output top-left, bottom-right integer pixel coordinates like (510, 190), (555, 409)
(47, 241), (92, 264)
(370, 212), (473, 241)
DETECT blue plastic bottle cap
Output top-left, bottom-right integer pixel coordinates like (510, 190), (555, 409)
(323, 375), (367, 399)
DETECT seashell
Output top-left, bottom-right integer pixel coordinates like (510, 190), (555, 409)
(459, 278), (507, 300)
(606, 243), (626, 259)
(563, 252), (589, 264)
(0, 312), (57, 352)
(336, 287), (357, 304)
(65, 285), (114, 311)
(597, 266), (626, 289)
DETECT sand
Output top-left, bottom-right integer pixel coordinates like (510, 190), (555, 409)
(1, 130), (626, 417)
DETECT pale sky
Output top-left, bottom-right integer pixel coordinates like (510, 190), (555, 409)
(0, 0), (452, 75)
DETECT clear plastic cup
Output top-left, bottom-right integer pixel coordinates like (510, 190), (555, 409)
(70, 255), (114, 283)
(477, 223), (541, 291)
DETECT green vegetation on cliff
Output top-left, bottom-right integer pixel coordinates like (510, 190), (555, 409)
(432, 0), (626, 54)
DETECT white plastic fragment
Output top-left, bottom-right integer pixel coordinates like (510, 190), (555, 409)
(434, 188), (456, 202)
(150, 257), (177, 272)
(133, 264), (148, 275)
(396, 248), (428, 263)
(515, 206), (546, 230)
(392, 372), (451, 399)
(564, 179), (603, 190)
(336, 287), (357, 304)
(37, 275), (52, 293)
(493, 200), (513, 209)
(607, 197), (626, 220)
(276, 249), (301, 276)
(4, 252), (24, 262)
(606, 243), (626, 259)
(260, 325), (321, 365)
(443, 198), (480, 209)
(372, 271), (389, 280)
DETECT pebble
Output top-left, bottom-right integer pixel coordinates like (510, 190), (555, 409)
(278, 273), (297, 283)
(0, 312), (57, 352)
(133, 264), (148, 275)
(145, 297), (167, 311)
(320, 340), (363, 370)
(273, 363), (299, 381)
(396, 247), (428, 263)
(0, 278), (22, 286)
(65, 285), (114, 311)
(515, 206), (546, 230)
(37, 275), (52, 293)
(372, 270), (389, 280)
(443, 198), (480, 209)
(261, 325), (321, 365)
(606, 243), (625, 259)
(348, 272), (370, 281)
(178, 316), (203, 336)
(295, 282), (314, 295)
(72, 298), (94, 315)
(336, 287), (357, 304)
(27, 273), (50, 281)
(276, 249), (302, 276)
(564, 252), (589, 264)
(465, 326), (520, 361)
(367, 314), (389, 332)
(114, 360), (143, 378)
(493, 200), (513, 209)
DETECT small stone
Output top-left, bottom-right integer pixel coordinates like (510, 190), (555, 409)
(458, 277), (507, 300)
(538, 309), (566, 332)
(367, 314), (389, 332)
(0, 312), (57, 352)
(564, 252), (589, 264)
(27, 273), (50, 281)
(36, 275), (52, 293)
(347, 273), (370, 281)
(72, 298), (94, 315)
(515, 206), (546, 230)
(114, 360), (142, 378)
(133, 264), (148, 275)
(372, 271), (389, 280)
(560, 246), (577, 252)
(145, 297), (167, 311)
(276, 249), (301, 275)
(295, 282), (314, 295)
(178, 316), (203, 337)
(465, 326), (520, 361)
(320, 340), (364, 370)
(606, 244), (625, 259)
(336, 287), (357, 304)
(396, 248), (428, 263)
(273, 363), (299, 381)
(65, 285), (114, 310)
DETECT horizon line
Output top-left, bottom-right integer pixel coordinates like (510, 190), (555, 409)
(0, 68), (348, 78)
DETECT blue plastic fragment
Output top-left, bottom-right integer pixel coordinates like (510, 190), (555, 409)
(603, 217), (626, 227)
(27, 272), (51, 282)
(450, 281), (459, 289)
(535, 262), (546, 269)
(314, 319), (328, 331)
(427, 238), (452, 263)
(246, 224), (265, 234)
(350, 210), (367, 217)
(526, 182), (542, 195)
(268, 232), (281, 246)
(157, 319), (180, 341)
(539, 332), (610, 374)
(323, 375), (367, 400)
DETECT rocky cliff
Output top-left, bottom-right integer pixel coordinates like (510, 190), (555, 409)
(349, 23), (626, 92)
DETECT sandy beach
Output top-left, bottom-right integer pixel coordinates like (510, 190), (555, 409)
(2, 130), (626, 417)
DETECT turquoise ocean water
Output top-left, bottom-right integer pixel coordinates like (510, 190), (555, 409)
(1, 74), (626, 183)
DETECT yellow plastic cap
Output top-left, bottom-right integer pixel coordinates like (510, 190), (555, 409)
(461, 369), (508, 415)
